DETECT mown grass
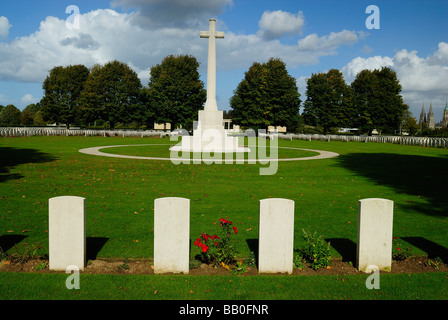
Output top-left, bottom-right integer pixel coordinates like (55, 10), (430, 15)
(0, 272), (446, 300)
(100, 139), (320, 160)
(0, 135), (447, 300)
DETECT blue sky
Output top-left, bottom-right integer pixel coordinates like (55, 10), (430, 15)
(0, 0), (447, 122)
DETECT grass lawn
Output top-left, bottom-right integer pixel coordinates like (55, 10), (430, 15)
(0, 272), (446, 300)
(0, 135), (447, 301)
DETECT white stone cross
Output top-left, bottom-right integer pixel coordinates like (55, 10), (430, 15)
(200, 19), (224, 112)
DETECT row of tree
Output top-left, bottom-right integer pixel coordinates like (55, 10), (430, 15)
(230, 60), (410, 135)
(0, 103), (45, 126)
(1, 54), (413, 135)
(37, 56), (205, 130)
(301, 67), (408, 134)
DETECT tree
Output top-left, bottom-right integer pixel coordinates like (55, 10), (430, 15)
(401, 106), (418, 136)
(139, 87), (156, 129)
(41, 65), (90, 128)
(20, 103), (43, 126)
(351, 67), (405, 134)
(33, 110), (46, 126)
(20, 110), (34, 126)
(230, 58), (301, 131)
(80, 60), (142, 129)
(0, 104), (21, 126)
(147, 55), (206, 131)
(302, 69), (354, 134)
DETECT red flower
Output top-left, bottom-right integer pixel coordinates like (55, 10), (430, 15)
(233, 226), (238, 234)
(201, 233), (211, 241)
(211, 235), (219, 240)
(194, 238), (201, 246)
(201, 244), (209, 253)
(214, 242), (218, 246)
(397, 248), (401, 251)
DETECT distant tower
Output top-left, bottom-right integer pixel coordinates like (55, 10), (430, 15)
(427, 103), (435, 130)
(419, 103), (426, 131)
(443, 102), (448, 128)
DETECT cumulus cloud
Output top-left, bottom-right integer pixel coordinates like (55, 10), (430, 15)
(298, 29), (364, 53)
(0, 16), (12, 39)
(59, 33), (99, 50)
(342, 55), (394, 81)
(0, 7), (365, 85)
(258, 10), (304, 40)
(21, 93), (39, 105)
(342, 42), (448, 120)
(0, 9), (202, 83)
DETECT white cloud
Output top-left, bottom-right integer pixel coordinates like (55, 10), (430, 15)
(0, 8), (365, 86)
(21, 93), (39, 106)
(342, 56), (394, 81)
(258, 10), (304, 40)
(298, 29), (363, 53)
(0, 16), (12, 39)
(342, 42), (448, 120)
(0, 9), (201, 84)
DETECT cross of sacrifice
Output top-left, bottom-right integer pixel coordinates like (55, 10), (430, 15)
(200, 19), (224, 112)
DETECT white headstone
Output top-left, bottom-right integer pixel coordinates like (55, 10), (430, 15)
(154, 197), (190, 274)
(258, 198), (295, 274)
(357, 198), (394, 272)
(49, 196), (86, 271)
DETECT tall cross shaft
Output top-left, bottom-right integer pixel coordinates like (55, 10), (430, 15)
(200, 19), (224, 111)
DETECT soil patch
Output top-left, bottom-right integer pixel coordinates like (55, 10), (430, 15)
(1, 256), (447, 275)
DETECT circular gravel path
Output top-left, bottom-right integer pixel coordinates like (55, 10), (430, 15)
(79, 144), (339, 162)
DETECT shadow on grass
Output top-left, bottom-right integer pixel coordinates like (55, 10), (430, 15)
(0, 147), (58, 183)
(402, 237), (448, 263)
(0, 235), (28, 253)
(86, 237), (109, 261)
(326, 238), (357, 263)
(246, 239), (258, 267)
(335, 153), (448, 217)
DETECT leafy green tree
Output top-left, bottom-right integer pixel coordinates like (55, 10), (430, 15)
(230, 62), (267, 130)
(0, 104), (21, 126)
(20, 110), (34, 126)
(401, 106), (418, 136)
(351, 67), (405, 134)
(302, 69), (354, 133)
(80, 60), (142, 129)
(20, 103), (42, 126)
(41, 65), (89, 128)
(230, 58), (301, 131)
(33, 110), (46, 126)
(139, 87), (156, 129)
(147, 55), (206, 131)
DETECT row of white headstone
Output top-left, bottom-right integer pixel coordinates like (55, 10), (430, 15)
(0, 127), (165, 138)
(48, 196), (394, 274)
(282, 133), (448, 148)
